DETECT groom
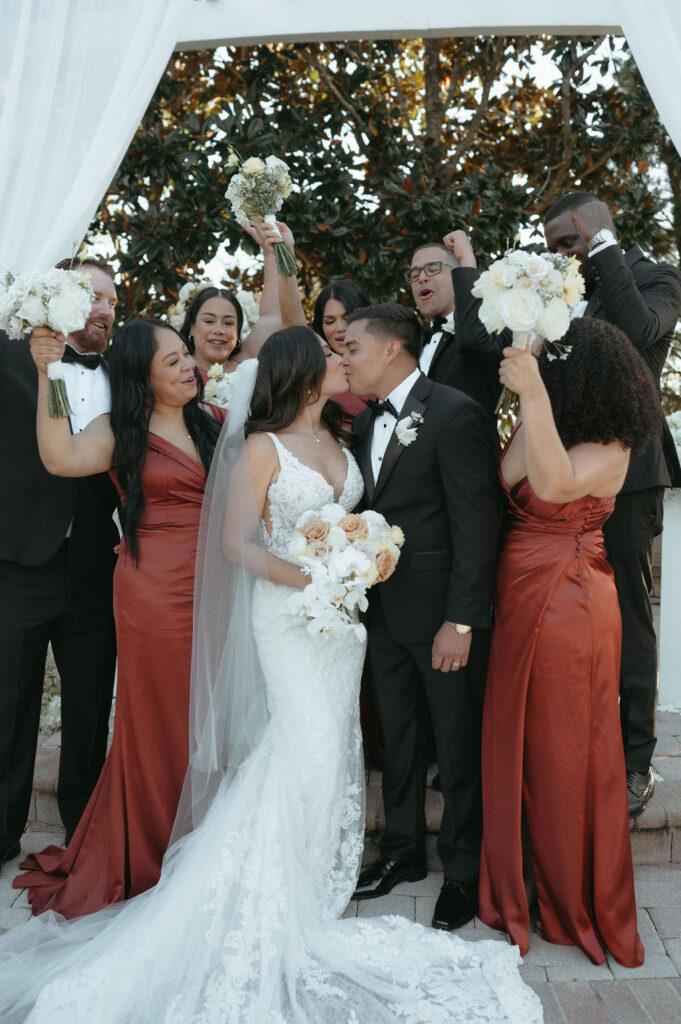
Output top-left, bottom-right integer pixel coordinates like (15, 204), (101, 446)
(343, 303), (501, 930)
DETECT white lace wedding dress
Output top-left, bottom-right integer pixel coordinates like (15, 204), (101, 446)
(0, 435), (542, 1024)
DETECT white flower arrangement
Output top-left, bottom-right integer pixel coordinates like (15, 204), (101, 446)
(472, 248), (585, 415)
(287, 506), (404, 641)
(472, 249), (584, 342)
(234, 288), (260, 333)
(0, 267), (96, 417)
(168, 278), (214, 330)
(225, 149), (297, 277)
(395, 411), (423, 447)
(202, 363), (237, 409)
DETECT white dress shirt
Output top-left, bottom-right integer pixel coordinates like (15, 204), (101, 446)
(62, 346), (111, 434)
(370, 368), (421, 482)
(419, 311), (454, 375)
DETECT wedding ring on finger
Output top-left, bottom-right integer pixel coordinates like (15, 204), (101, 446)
(452, 662), (461, 670)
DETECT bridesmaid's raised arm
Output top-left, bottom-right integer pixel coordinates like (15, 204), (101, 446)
(500, 345), (630, 503)
(31, 327), (115, 477)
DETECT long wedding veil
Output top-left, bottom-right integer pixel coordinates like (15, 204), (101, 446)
(171, 357), (266, 843)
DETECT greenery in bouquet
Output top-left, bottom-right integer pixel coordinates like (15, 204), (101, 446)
(225, 150), (297, 278)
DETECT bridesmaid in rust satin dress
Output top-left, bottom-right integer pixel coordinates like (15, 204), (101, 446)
(478, 318), (662, 968)
(15, 319), (224, 919)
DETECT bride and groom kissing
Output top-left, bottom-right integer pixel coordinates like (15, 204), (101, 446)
(343, 301), (500, 929)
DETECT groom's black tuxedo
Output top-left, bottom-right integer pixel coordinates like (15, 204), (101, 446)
(0, 334), (118, 848)
(354, 373), (501, 881)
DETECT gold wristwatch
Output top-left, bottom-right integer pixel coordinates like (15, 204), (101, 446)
(446, 622), (472, 635)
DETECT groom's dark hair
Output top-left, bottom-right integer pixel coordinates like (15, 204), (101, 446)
(544, 191), (599, 224)
(347, 303), (421, 360)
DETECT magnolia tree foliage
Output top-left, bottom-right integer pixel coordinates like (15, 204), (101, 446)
(89, 35), (681, 403)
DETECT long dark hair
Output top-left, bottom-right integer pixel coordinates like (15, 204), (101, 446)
(312, 279), (370, 339)
(179, 287), (244, 351)
(109, 318), (222, 563)
(246, 326), (352, 446)
(539, 318), (662, 453)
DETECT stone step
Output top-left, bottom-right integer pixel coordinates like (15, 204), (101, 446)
(31, 717), (681, 870)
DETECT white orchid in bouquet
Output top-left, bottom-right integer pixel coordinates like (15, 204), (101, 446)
(202, 362), (237, 409)
(168, 277), (214, 330)
(0, 267), (95, 417)
(225, 149), (297, 278)
(287, 505), (404, 642)
(472, 248), (585, 416)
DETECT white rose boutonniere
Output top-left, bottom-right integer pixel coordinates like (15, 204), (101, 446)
(395, 411), (424, 447)
(441, 320), (455, 335)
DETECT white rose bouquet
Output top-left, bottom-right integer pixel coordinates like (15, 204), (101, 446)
(472, 249), (584, 416)
(225, 149), (297, 278)
(202, 362), (237, 409)
(287, 505), (404, 642)
(0, 267), (95, 417)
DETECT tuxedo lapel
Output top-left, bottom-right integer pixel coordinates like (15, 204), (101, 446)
(373, 376), (431, 501)
(427, 332), (451, 377)
(357, 425), (375, 502)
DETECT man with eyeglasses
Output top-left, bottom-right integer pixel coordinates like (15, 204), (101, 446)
(408, 240), (504, 422)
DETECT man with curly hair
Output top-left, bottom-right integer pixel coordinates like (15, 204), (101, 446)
(544, 192), (681, 817)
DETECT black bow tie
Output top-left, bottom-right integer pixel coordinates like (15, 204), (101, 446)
(367, 397), (398, 419)
(62, 347), (102, 370)
(431, 315), (447, 332)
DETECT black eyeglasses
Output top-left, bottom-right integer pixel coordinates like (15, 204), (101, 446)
(404, 260), (454, 284)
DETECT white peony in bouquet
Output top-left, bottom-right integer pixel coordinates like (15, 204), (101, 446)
(225, 149), (297, 277)
(472, 249), (584, 415)
(0, 267), (95, 417)
(202, 362), (237, 409)
(287, 506), (404, 641)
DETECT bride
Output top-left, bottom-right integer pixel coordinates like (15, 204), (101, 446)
(0, 326), (541, 1023)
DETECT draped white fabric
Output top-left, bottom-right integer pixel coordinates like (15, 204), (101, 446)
(0, 0), (190, 276)
(616, 1), (681, 159)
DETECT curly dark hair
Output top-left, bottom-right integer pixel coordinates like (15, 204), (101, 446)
(109, 318), (222, 563)
(539, 318), (662, 454)
(246, 326), (352, 447)
(179, 287), (244, 352)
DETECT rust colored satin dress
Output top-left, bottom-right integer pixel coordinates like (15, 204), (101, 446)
(478, 448), (643, 967)
(15, 425), (224, 920)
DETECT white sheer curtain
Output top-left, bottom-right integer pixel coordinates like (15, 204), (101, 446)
(0, 0), (191, 276)
(616, 0), (681, 158)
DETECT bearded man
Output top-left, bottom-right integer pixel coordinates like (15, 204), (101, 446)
(0, 257), (120, 868)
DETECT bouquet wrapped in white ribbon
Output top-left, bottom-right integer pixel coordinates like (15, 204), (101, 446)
(225, 150), (297, 277)
(202, 363), (237, 409)
(472, 249), (584, 415)
(287, 506), (404, 641)
(0, 267), (95, 417)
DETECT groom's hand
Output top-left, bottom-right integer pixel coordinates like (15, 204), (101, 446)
(432, 623), (472, 673)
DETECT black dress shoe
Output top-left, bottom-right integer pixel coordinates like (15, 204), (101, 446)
(628, 768), (654, 817)
(432, 879), (477, 930)
(353, 858), (427, 900)
(0, 841), (21, 870)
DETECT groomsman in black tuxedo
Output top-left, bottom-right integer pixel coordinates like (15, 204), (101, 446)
(543, 193), (681, 817)
(343, 303), (501, 930)
(0, 258), (119, 868)
(408, 241), (503, 421)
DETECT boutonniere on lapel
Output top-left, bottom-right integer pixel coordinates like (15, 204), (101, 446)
(441, 320), (455, 335)
(395, 411), (423, 447)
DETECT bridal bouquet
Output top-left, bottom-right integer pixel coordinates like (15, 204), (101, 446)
(202, 363), (236, 408)
(225, 149), (297, 278)
(472, 249), (584, 415)
(0, 267), (95, 417)
(287, 506), (404, 641)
